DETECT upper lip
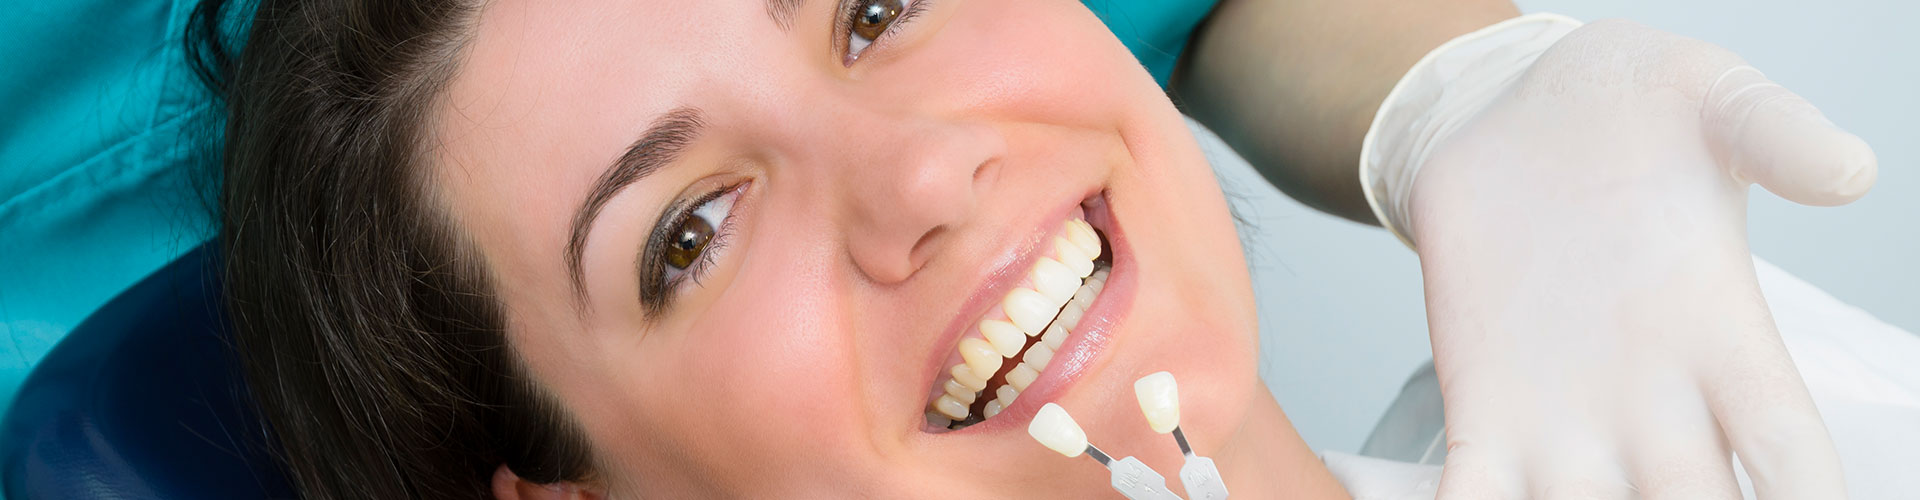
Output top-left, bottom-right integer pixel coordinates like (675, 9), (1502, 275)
(916, 186), (1105, 428)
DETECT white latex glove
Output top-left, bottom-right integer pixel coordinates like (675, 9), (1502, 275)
(1361, 16), (1879, 499)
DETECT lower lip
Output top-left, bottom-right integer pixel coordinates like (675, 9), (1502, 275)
(943, 196), (1135, 434)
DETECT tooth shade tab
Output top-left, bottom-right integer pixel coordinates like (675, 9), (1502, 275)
(979, 319), (1027, 357)
(1134, 371), (1180, 434)
(1029, 403), (1089, 457)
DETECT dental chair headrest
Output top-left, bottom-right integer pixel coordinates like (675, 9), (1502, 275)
(1, 242), (294, 499)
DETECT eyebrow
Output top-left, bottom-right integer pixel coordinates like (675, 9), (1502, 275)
(564, 107), (707, 308)
(766, 0), (805, 31)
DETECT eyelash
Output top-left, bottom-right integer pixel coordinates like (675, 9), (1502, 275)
(837, 0), (932, 64)
(640, 183), (744, 314)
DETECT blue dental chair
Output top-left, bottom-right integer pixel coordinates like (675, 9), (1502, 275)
(1, 243), (294, 499)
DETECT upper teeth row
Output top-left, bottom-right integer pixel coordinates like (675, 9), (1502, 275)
(929, 218), (1107, 426)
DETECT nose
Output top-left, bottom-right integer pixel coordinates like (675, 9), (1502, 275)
(830, 115), (1005, 284)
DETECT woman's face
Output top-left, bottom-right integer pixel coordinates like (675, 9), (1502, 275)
(432, 0), (1263, 495)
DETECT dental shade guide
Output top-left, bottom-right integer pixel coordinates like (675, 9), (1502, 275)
(1135, 372), (1229, 500)
(1029, 403), (1184, 500)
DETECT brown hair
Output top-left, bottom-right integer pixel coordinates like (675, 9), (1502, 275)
(188, 0), (596, 496)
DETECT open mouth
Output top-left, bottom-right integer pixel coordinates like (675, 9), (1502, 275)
(926, 195), (1116, 431)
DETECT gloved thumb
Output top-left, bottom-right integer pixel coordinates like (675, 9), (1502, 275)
(1702, 65), (1877, 206)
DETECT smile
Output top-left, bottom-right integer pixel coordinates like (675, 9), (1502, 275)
(925, 194), (1121, 431)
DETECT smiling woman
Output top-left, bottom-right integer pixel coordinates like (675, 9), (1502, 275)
(199, 0), (1339, 497)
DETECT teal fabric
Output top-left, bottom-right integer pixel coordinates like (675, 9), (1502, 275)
(1084, 0), (1221, 85)
(0, 1), (219, 417)
(0, 0), (1217, 423)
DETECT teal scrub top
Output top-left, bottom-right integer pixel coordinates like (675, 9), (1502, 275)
(0, 0), (1220, 415)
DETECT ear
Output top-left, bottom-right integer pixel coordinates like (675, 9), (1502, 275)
(492, 464), (604, 500)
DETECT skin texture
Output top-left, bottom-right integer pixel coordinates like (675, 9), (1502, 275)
(428, 0), (1347, 497)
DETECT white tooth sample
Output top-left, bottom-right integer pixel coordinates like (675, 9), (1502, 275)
(1066, 220), (1103, 257)
(927, 412), (951, 427)
(950, 364), (988, 391)
(1055, 302), (1085, 331)
(959, 338), (1003, 379)
(1028, 403), (1088, 458)
(1053, 237), (1095, 277)
(1005, 363), (1039, 391)
(944, 379), (977, 404)
(1029, 257), (1081, 304)
(1134, 371), (1180, 434)
(933, 394), (970, 420)
(996, 385), (1021, 406)
(1022, 342), (1054, 368)
(979, 319), (1028, 358)
(1002, 288), (1057, 334)
(1042, 322), (1069, 349)
(983, 400), (1004, 419)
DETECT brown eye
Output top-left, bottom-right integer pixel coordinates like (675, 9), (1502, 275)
(852, 0), (904, 42)
(664, 216), (714, 270)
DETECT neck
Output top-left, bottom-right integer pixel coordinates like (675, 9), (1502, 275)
(1211, 380), (1352, 499)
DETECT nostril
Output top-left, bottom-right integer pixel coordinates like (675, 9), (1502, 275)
(906, 226), (948, 275)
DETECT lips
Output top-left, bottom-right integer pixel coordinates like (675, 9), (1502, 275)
(923, 193), (1122, 432)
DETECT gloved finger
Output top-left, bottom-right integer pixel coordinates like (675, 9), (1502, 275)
(1701, 65), (1878, 206)
(1701, 331), (1848, 499)
(1433, 443), (1524, 500)
(1523, 449), (1634, 500)
(1621, 389), (1741, 500)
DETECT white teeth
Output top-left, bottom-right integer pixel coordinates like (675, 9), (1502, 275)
(1053, 237), (1095, 278)
(979, 319), (1027, 358)
(1029, 257), (1081, 305)
(1022, 342), (1054, 368)
(1006, 363), (1039, 391)
(959, 338), (1003, 380)
(1055, 303), (1085, 331)
(950, 364), (987, 391)
(1028, 403), (1088, 457)
(1002, 288), (1056, 335)
(1066, 220), (1103, 257)
(944, 379), (977, 404)
(933, 394), (970, 420)
(928, 218), (1113, 430)
(1042, 322), (1069, 349)
(1070, 285), (1097, 311)
(1134, 371), (1181, 434)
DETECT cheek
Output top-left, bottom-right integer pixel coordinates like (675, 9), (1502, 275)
(606, 227), (871, 488)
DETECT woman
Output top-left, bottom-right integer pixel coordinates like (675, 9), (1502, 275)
(201, 0), (1893, 497)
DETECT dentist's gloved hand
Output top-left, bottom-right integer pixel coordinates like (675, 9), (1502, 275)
(1362, 16), (1878, 499)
